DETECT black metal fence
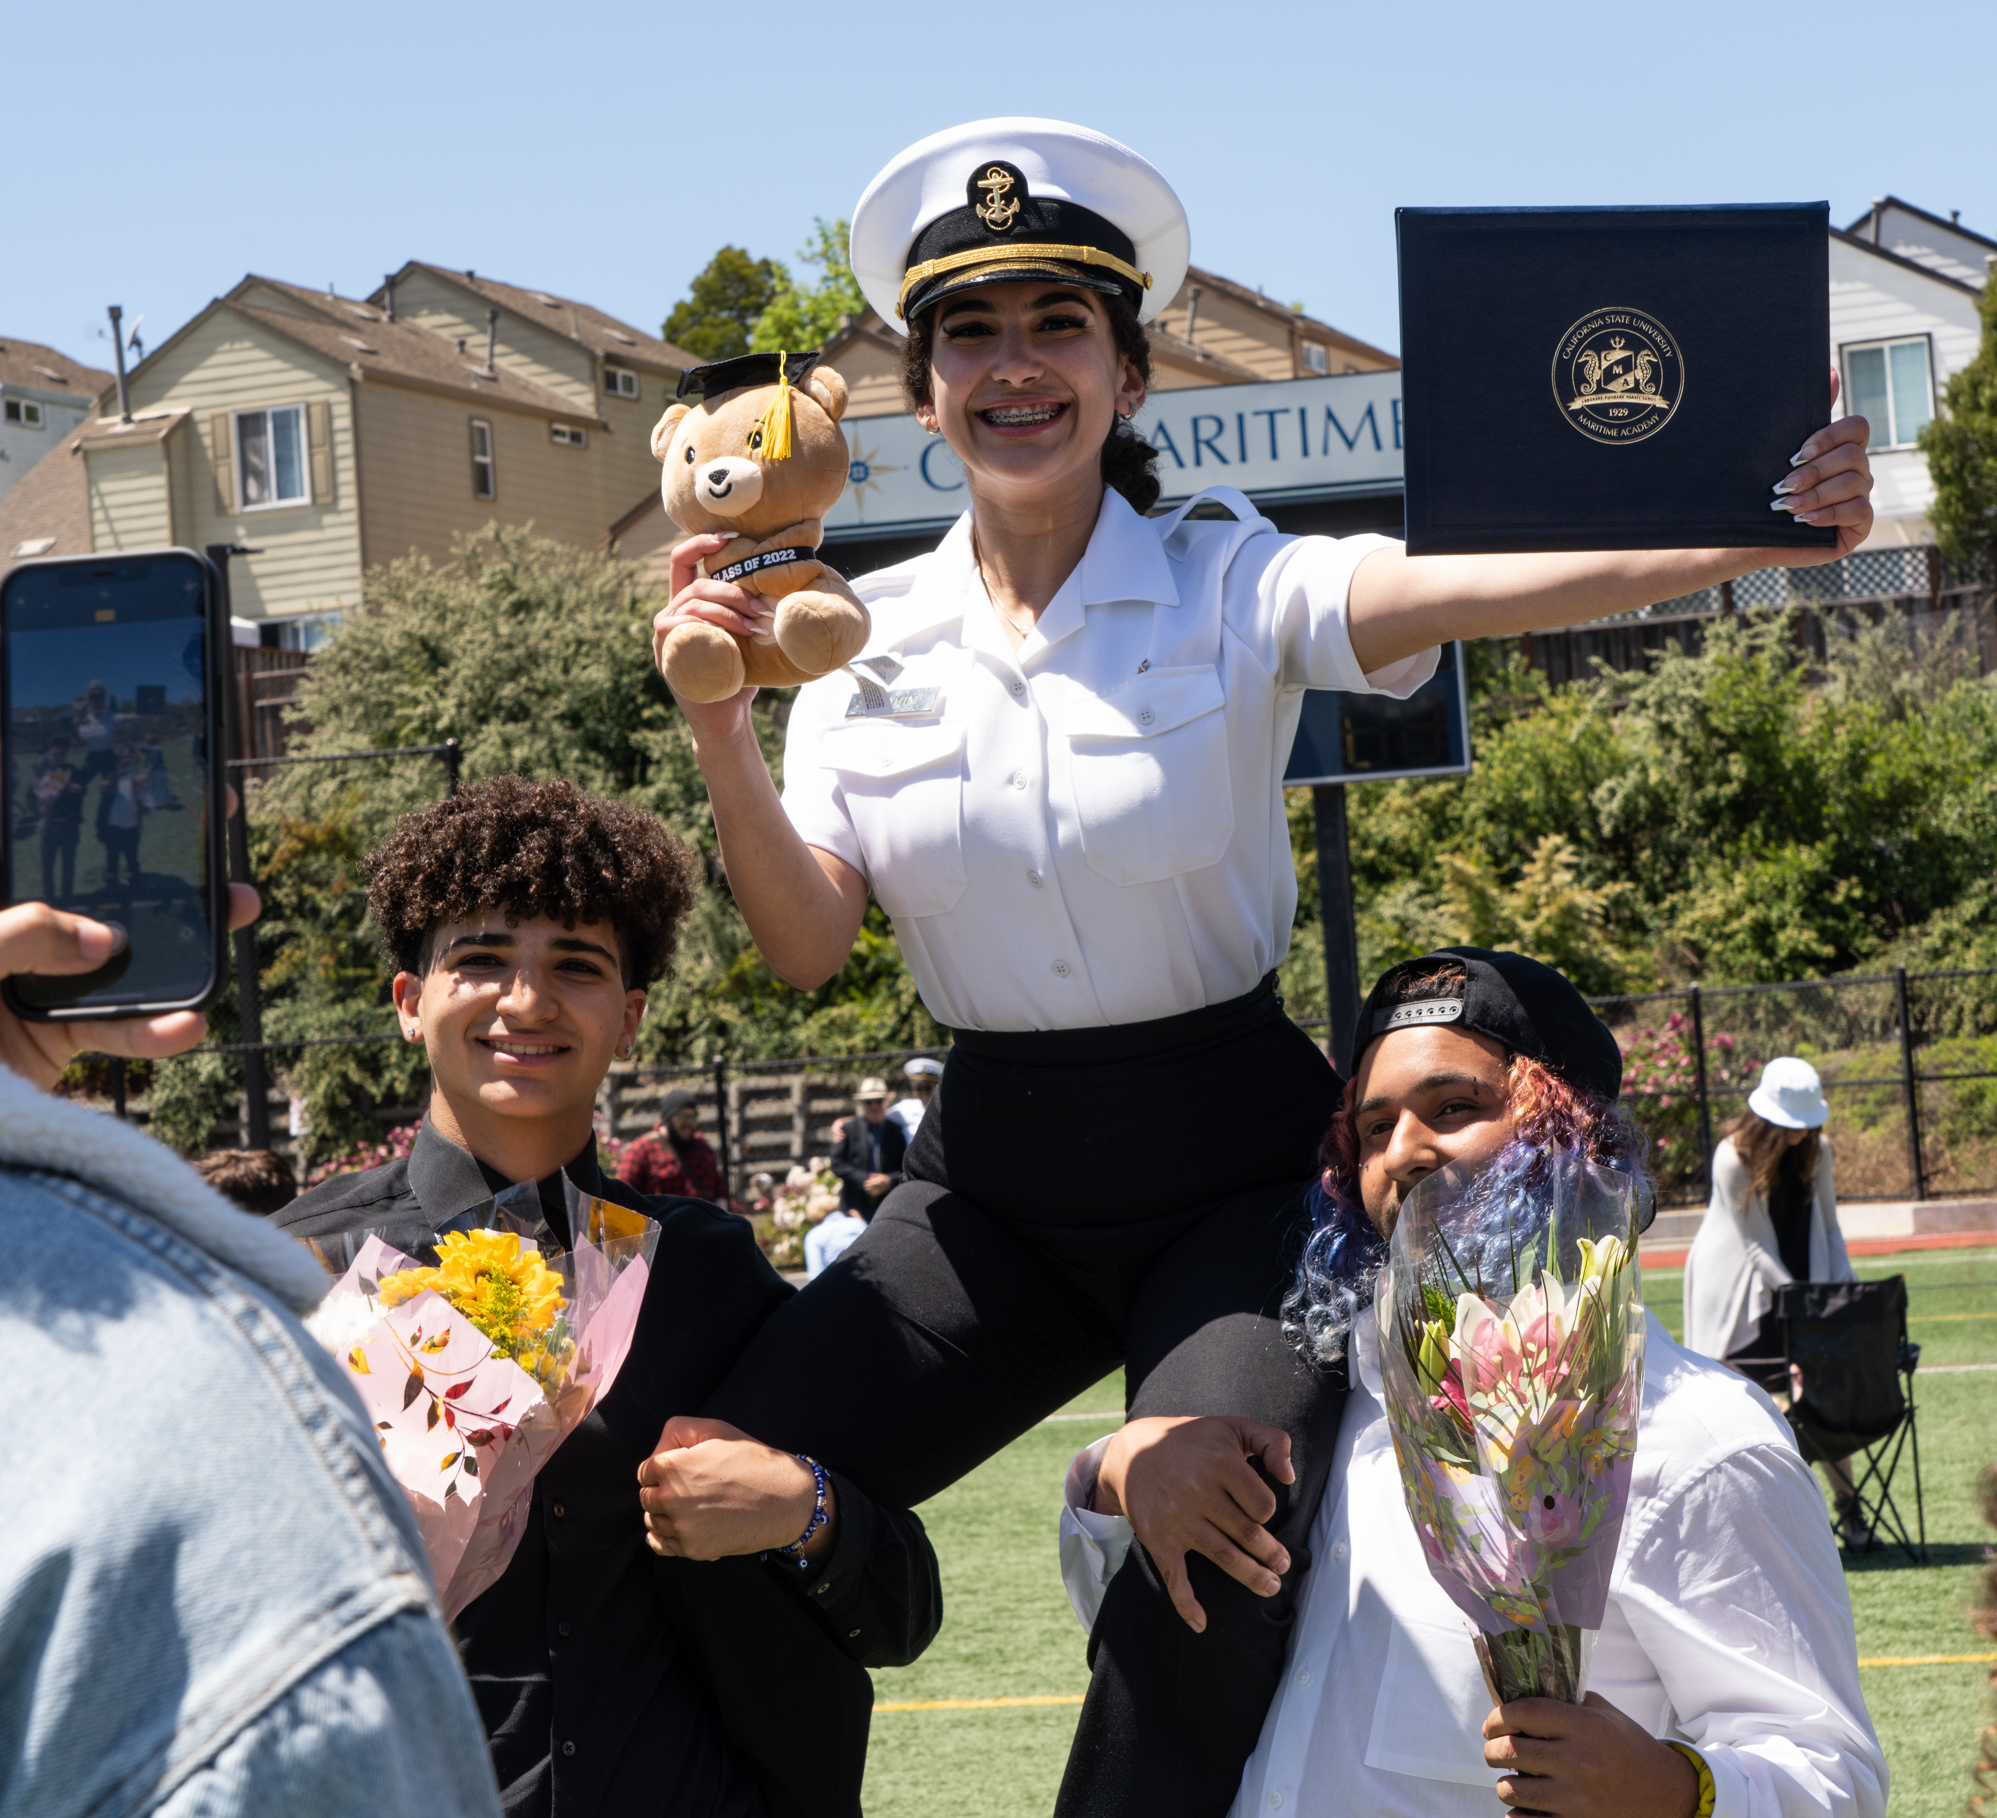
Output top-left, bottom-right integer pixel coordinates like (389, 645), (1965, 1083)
(1587, 966), (1997, 1207)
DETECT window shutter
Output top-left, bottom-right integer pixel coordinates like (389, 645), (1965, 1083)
(307, 400), (333, 503)
(209, 413), (235, 513)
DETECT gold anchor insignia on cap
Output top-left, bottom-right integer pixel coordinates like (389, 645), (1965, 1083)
(974, 165), (1020, 232)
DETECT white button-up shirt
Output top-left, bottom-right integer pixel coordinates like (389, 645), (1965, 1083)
(1061, 1313), (1886, 1818)
(781, 488), (1428, 1032)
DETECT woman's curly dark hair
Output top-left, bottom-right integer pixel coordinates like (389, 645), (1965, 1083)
(362, 776), (698, 987)
(900, 285), (1162, 513)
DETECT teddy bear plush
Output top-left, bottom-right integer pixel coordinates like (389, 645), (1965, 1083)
(649, 350), (871, 703)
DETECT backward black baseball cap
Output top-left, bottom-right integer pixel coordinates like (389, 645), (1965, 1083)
(1349, 946), (1623, 1104)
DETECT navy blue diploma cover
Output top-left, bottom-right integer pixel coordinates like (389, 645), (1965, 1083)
(1397, 204), (1836, 555)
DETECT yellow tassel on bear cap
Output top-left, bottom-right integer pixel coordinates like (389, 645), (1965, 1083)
(754, 352), (796, 461)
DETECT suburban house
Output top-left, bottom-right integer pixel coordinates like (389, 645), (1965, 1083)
(1832, 197), (1992, 547)
(0, 338), (111, 508)
(0, 268), (697, 640)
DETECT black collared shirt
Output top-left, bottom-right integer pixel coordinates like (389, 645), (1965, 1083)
(278, 1121), (940, 1817)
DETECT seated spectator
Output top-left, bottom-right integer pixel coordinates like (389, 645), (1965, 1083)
(192, 1146), (298, 1216)
(744, 1170), (777, 1216)
(887, 1057), (940, 1141)
(829, 1077), (905, 1222)
(272, 777), (940, 1815)
(0, 885), (499, 1815)
(1063, 951), (1885, 1818)
(805, 1206), (867, 1281)
(617, 1085), (729, 1207)
(1683, 1056), (1865, 1538)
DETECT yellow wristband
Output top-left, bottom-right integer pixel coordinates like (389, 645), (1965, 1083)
(1666, 1742), (1716, 1818)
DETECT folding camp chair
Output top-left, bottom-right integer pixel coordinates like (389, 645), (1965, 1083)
(1774, 1277), (1926, 1564)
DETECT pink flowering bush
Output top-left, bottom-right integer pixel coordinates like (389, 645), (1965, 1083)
(306, 1122), (422, 1188)
(1617, 1013), (1762, 1193)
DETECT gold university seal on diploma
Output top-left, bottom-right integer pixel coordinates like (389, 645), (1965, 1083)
(1552, 306), (1684, 445)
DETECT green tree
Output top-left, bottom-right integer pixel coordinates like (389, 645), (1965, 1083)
(1921, 272), (1997, 574)
(750, 219), (865, 353)
(663, 246), (786, 362)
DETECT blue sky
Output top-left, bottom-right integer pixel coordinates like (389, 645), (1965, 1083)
(9, 622), (203, 718)
(10, 0), (1992, 376)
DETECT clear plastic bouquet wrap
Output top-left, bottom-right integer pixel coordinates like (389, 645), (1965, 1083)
(1375, 1149), (1645, 1705)
(304, 1181), (659, 1620)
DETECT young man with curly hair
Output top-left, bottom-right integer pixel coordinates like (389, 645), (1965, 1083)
(1060, 949), (1885, 1818)
(276, 777), (940, 1818)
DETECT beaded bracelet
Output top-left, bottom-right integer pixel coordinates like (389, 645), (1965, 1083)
(1665, 1742), (1716, 1818)
(775, 1454), (830, 1562)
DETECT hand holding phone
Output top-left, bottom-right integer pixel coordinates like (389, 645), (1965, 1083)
(0, 870), (260, 1090)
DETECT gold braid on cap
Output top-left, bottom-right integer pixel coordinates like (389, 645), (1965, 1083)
(897, 244), (1151, 320)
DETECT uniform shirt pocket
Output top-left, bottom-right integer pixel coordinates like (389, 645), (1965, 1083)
(816, 721), (968, 918)
(1362, 1613), (1503, 1787)
(1062, 665), (1234, 887)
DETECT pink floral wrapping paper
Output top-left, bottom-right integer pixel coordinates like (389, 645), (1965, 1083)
(310, 1203), (655, 1622)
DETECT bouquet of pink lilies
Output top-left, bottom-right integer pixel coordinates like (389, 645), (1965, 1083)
(1375, 1149), (1645, 1703)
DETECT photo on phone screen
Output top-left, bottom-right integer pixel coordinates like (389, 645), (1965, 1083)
(1, 551), (224, 1016)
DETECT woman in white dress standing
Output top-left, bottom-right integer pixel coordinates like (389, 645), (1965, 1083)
(648, 119), (1876, 1815)
(1684, 1056), (1864, 1533)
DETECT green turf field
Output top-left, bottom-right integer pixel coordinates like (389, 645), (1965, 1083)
(862, 1248), (1997, 1816)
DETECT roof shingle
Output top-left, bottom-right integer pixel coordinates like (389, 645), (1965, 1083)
(382, 264), (701, 371)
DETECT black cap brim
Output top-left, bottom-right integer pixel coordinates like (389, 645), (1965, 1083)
(907, 261), (1130, 321)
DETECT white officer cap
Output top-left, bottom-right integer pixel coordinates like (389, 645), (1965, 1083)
(850, 117), (1190, 333)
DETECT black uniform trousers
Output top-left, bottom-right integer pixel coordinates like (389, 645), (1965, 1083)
(705, 975), (1347, 1818)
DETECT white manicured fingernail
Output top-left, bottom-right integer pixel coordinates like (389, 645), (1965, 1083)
(1772, 476), (1798, 495)
(1790, 448), (1814, 466)
(1770, 498), (1801, 512)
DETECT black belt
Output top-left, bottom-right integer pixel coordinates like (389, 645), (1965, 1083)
(950, 972), (1289, 1070)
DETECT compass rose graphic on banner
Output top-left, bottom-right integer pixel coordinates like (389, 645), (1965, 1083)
(844, 433), (905, 518)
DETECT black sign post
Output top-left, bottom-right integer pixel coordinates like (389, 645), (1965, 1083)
(1285, 641), (1473, 1066)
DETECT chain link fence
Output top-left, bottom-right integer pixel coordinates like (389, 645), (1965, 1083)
(1590, 966), (1997, 1207)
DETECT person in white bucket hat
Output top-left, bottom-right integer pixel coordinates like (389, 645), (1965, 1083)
(1683, 1057), (1864, 1537)
(652, 116), (1877, 1816)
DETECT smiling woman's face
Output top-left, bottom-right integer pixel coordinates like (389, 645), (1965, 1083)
(391, 914), (644, 1138)
(916, 280), (1145, 511)
(1350, 1024), (1518, 1235)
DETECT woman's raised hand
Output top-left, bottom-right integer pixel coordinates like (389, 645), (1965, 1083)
(652, 533), (766, 742)
(1756, 369), (1874, 563)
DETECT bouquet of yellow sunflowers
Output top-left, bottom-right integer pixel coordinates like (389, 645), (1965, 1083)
(306, 1184), (658, 1619)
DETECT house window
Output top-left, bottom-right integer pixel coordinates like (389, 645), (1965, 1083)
(550, 423), (588, 447)
(4, 399), (45, 428)
(604, 368), (639, 399)
(236, 406), (308, 508)
(1300, 343), (1329, 375)
(470, 419), (496, 498)
(1842, 337), (1935, 450)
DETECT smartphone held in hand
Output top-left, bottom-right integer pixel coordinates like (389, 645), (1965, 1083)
(0, 549), (229, 1019)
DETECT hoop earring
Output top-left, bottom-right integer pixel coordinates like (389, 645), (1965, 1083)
(1116, 409), (1134, 423)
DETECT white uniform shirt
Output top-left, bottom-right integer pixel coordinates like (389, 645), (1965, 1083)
(782, 488), (1430, 1032)
(1061, 1312), (1885, 1818)
(888, 1095), (928, 1141)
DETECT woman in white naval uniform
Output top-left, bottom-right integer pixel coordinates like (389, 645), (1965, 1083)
(654, 120), (1876, 1818)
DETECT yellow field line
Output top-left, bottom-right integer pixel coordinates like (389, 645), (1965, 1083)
(879, 1657), (1997, 1713)
(876, 1694), (1086, 1713)
(1909, 1311), (1997, 1323)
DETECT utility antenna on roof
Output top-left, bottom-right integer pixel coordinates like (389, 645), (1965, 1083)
(106, 305), (132, 422)
(383, 274), (397, 321)
(485, 307), (499, 378)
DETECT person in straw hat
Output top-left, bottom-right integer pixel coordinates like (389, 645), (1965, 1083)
(649, 118), (1875, 1813)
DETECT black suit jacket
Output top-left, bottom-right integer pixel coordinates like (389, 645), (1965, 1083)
(276, 1121), (941, 1817)
(828, 1114), (907, 1218)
